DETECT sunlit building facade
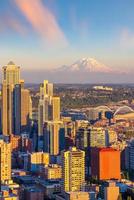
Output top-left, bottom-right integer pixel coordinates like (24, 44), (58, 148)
(2, 61), (20, 85)
(0, 138), (11, 183)
(2, 61), (20, 135)
(91, 147), (121, 180)
(2, 82), (13, 135)
(89, 127), (106, 147)
(30, 152), (49, 172)
(38, 80), (61, 154)
(62, 147), (85, 192)
(44, 121), (61, 155)
(51, 97), (60, 121)
(44, 164), (62, 180)
(21, 88), (31, 132)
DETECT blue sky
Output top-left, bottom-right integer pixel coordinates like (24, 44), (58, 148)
(0, 0), (134, 75)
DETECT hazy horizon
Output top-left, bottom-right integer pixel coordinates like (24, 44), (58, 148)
(0, 0), (134, 81)
(0, 0), (134, 83)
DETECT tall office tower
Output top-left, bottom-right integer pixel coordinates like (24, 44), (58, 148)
(43, 80), (53, 97)
(89, 127), (106, 147)
(21, 89), (31, 132)
(47, 83), (53, 97)
(42, 96), (50, 121)
(13, 84), (21, 135)
(29, 96), (33, 120)
(76, 126), (106, 149)
(38, 81), (51, 136)
(0, 92), (2, 134)
(2, 61), (20, 85)
(39, 83), (45, 99)
(38, 100), (44, 136)
(76, 127), (90, 150)
(38, 97), (49, 136)
(126, 139), (134, 171)
(91, 147), (121, 180)
(43, 80), (49, 96)
(2, 62), (20, 135)
(51, 97), (60, 121)
(38, 82), (45, 136)
(46, 96), (60, 121)
(62, 147), (85, 192)
(0, 138), (11, 183)
(44, 121), (61, 155)
(39, 80), (53, 99)
(38, 80), (60, 136)
(2, 81), (14, 135)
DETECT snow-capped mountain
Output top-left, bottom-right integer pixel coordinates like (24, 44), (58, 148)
(57, 58), (114, 73)
(43, 57), (127, 83)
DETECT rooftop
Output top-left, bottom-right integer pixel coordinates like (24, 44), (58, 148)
(7, 61), (15, 65)
(99, 147), (119, 152)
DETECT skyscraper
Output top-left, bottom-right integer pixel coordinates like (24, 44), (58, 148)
(2, 81), (14, 135)
(76, 127), (90, 150)
(2, 62), (20, 135)
(89, 127), (106, 147)
(38, 100), (44, 137)
(39, 80), (53, 99)
(91, 147), (121, 180)
(47, 83), (53, 97)
(21, 89), (31, 132)
(62, 147), (85, 192)
(38, 81), (52, 136)
(44, 121), (61, 155)
(0, 138), (11, 183)
(51, 97), (60, 121)
(43, 80), (53, 97)
(38, 80), (60, 136)
(1, 62), (30, 136)
(13, 84), (21, 135)
(38, 96), (50, 136)
(2, 61), (20, 85)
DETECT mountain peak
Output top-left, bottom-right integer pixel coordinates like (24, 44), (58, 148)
(69, 57), (112, 73)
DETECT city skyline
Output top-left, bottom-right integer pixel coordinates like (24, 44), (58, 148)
(0, 60), (134, 199)
(0, 1), (134, 199)
(0, 0), (134, 83)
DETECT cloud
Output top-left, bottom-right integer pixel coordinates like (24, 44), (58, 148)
(0, 11), (27, 36)
(14, 0), (68, 47)
(7, 18), (27, 35)
(120, 28), (134, 48)
(69, 5), (90, 38)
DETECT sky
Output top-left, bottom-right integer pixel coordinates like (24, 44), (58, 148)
(0, 0), (134, 82)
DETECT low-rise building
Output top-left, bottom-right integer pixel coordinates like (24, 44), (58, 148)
(44, 164), (62, 180)
(104, 181), (120, 200)
(30, 152), (49, 172)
